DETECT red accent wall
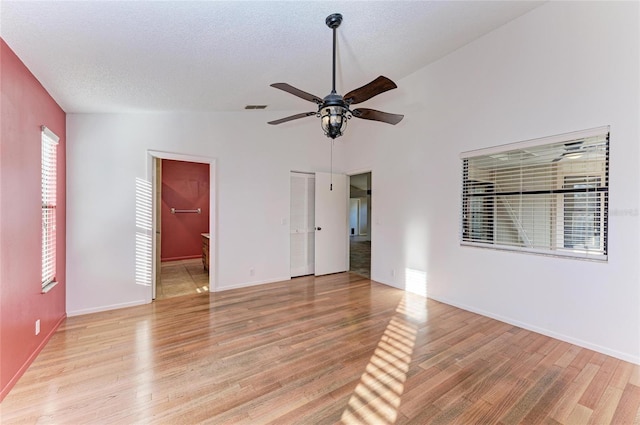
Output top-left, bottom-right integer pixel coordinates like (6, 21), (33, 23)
(161, 159), (210, 261)
(0, 39), (66, 401)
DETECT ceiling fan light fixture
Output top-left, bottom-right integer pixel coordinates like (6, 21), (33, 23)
(320, 105), (349, 139)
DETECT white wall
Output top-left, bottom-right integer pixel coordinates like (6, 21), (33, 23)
(66, 112), (347, 315)
(343, 1), (640, 363)
(66, 1), (639, 363)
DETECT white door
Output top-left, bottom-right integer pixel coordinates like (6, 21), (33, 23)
(314, 172), (348, 275)
(290, 172), (315, 277)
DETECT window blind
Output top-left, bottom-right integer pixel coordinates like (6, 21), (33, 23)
(42, 126), (59, 288)
(460, 127), (609, 260)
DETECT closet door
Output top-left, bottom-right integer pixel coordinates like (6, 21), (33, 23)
(290, 172), (315, 277)
(314, 172), (348, 276)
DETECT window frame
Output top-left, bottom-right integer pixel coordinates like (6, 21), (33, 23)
(460, 127), (609, 261)
(41, 126), (59, 293)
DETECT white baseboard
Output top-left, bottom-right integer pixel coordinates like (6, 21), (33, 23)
(212, 276), (292, 292)
(428, 294), (640, 365)
(67, 299), (147, 317)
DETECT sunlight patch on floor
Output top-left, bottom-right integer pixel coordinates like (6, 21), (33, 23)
(340, 295), (422, 424)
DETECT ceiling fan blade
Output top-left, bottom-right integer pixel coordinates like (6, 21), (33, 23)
(352, 108), (404, 125)
(270, 83), (323, 104)
(344, 76), (398, 105)
(268, 112), (316, 125)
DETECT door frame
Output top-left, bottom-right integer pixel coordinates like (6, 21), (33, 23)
(147, 150), (217, 297)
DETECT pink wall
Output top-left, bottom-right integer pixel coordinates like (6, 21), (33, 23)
(161, 159), (210, 261)
(0, 39), (66, 400)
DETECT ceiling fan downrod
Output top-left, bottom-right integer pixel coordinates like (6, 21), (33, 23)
(325, 13), (342, 94)
(319, 13), (350, 140)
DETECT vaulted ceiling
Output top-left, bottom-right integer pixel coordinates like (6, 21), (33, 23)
(0, 1), (543, 113)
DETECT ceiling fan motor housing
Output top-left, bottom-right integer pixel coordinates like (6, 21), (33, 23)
(321, 91), (348, 109)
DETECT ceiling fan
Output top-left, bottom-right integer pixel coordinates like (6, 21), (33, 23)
(268, 13), (404, 140)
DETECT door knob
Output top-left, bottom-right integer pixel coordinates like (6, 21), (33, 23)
(315, 227), (322, 231)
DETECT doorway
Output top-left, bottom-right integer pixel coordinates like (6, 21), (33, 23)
(148, 151), (216, 301)
(349, 172), (371, 278)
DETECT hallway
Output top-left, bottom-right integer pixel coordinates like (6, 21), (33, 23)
(349, 236), (371, 278)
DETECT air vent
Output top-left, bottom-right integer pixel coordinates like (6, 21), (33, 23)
(245, 105), (267, 110)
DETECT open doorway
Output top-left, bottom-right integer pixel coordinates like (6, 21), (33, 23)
(155, 159), (210, 300)
(148, 151), (216, 301)
(349, 172), (371, 278)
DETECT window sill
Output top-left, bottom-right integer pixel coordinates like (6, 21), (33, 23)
(460, 241), (608, 262)
(41, 280), (58, 294)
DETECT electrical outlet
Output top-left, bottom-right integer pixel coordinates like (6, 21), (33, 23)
(250, 268), (255, 276)
(391, 269), (396, 277)
(35, 319), (40, 335)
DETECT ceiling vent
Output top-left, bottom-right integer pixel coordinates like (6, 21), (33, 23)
(245, 105), (267, 110)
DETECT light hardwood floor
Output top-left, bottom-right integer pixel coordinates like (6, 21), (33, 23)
(2, 273), (639, 424)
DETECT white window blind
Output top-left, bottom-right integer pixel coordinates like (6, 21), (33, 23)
(460, 127), (609, 261)
(42, 126), (59, 289)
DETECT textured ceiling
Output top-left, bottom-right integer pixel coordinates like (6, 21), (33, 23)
(0, 1), (543, 113)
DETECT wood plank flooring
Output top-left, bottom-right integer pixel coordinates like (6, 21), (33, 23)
(2, 273), (639, 424)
